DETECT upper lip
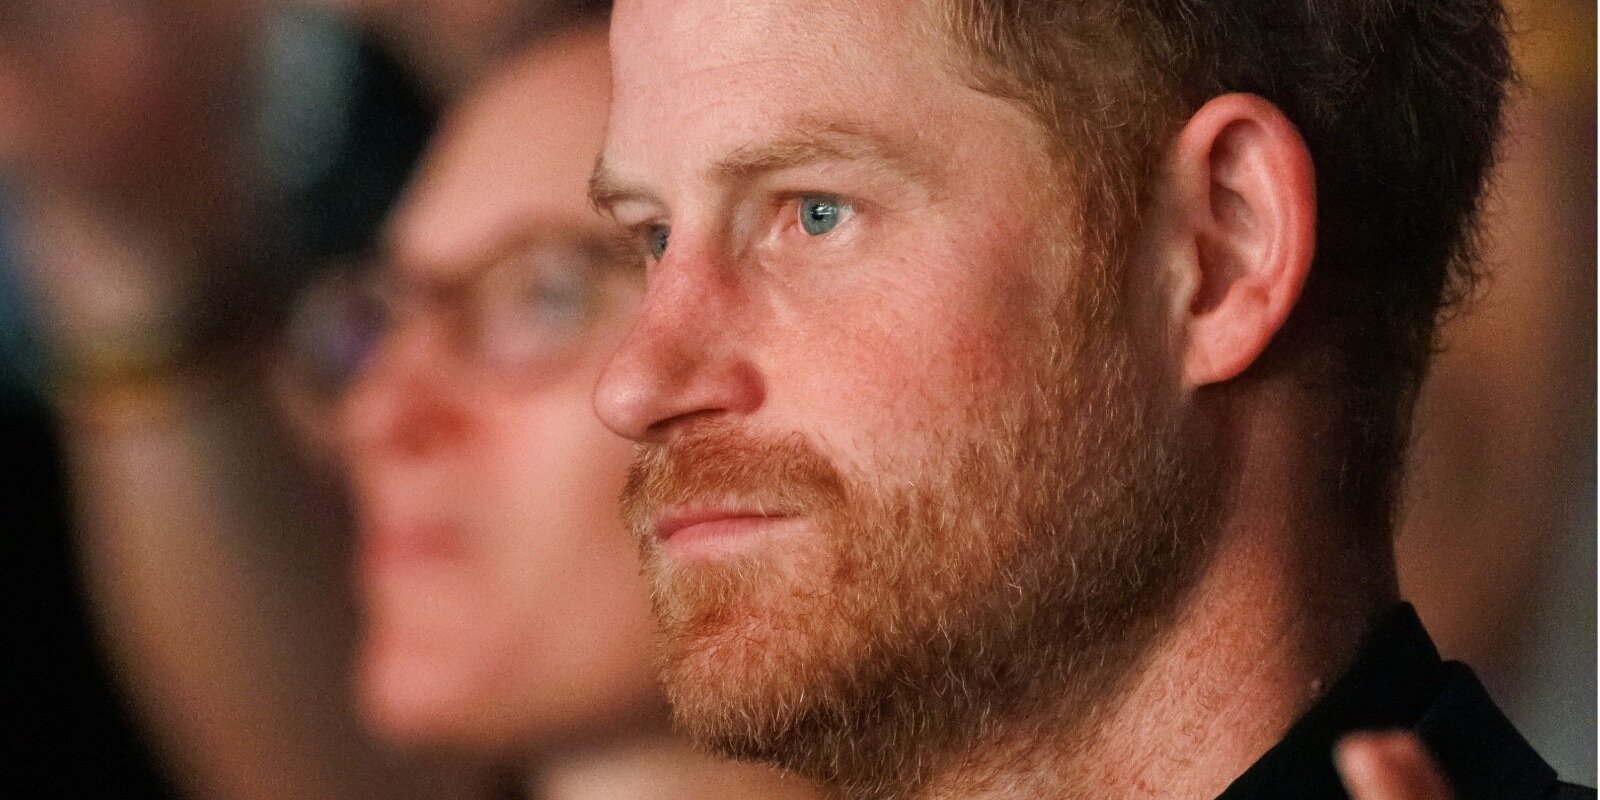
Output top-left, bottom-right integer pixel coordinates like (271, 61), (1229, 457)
(654, 507), (788, 542)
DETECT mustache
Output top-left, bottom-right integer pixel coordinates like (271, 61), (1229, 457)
(622, 423), (849, 540)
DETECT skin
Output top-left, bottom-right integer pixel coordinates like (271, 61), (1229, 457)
(341, 26), (660, 756)
(594, 0), (1438, 797)
(1338, 734), (1457, 800)
(593, 0), (1062, 526)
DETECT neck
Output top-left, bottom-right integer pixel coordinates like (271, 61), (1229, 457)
(909, 386), (1398, 800)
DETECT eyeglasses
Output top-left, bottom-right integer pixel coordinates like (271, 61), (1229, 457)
(282, 229), (641, 401)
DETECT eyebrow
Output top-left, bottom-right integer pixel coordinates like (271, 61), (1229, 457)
(713, 125), (932, 184)
(588, 157), (660, 219)
(588, 123), (936, 217)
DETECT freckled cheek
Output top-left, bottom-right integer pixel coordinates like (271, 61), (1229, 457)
(755, 212), (1050, 453)
(768, 295), (1022, 455)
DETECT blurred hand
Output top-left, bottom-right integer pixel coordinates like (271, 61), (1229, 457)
(1337, 732), (1454, 800)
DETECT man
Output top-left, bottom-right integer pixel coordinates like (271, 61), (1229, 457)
(588, 1), (1590, 799)
(336, 20), (815, 798)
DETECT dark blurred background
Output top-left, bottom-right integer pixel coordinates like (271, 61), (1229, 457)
(1396, 0), (1596, 782)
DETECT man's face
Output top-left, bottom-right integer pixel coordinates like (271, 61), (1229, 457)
(341, 30), (659, 755)
(595, 0), (1205, 788)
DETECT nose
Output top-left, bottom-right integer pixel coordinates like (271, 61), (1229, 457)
(341, 321), (472, 463)
(593, 244), (764, 442)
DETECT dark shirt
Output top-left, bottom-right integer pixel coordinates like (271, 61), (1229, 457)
(1218, 604), (1593, 800)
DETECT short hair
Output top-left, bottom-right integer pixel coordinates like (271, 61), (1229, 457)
(941, 0), (1512, 532)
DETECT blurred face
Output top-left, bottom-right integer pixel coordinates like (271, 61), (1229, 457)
(341, 29), (659, 755)
(594, 0), (1204, 790)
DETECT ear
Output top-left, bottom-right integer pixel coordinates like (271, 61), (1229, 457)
(1157, 93), (1315, 389)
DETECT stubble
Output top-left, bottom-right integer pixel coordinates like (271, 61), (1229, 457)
(622, 269), (1211, 799)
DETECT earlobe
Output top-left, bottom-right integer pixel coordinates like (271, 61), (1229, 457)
(1166, 93), (1316, 389)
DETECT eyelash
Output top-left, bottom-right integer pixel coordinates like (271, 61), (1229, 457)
(632, 223), (670, 264)
(781, 193), (854, 234)
(629, 192), (859, 265)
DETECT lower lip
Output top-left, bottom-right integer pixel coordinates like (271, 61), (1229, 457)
(660, 516), (797, 558)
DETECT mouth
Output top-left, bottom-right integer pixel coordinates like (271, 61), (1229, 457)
(653, 506), (800, 559)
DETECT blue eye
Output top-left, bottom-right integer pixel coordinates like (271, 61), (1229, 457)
(798, 195), (847, 236)
(646, 226), (670, 261)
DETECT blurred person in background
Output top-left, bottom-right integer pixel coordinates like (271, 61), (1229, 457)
(314, 17), (819, 800)
(1397, 0), (1596, 784)
(0, 0), (493, 797)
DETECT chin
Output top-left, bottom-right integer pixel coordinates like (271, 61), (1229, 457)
(353, 630), (527, 757)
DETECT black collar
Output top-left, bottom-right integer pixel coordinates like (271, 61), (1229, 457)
(1216, 604), (1561, 800)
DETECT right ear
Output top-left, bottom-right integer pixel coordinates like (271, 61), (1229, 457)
(1135, 93), (1317, 391)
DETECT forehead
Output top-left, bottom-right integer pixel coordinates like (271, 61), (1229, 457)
(611, 0), (936, 72)
(386, 28), (611, 283)
(605, 0), (1022, 185)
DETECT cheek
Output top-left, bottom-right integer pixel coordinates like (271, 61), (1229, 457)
(764, 226), (1051, 460)
(474, 376), (644, 599)
(482, 392), (632, 535)
(476, 326), (638, 535)
(466, 384), (658, 685)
